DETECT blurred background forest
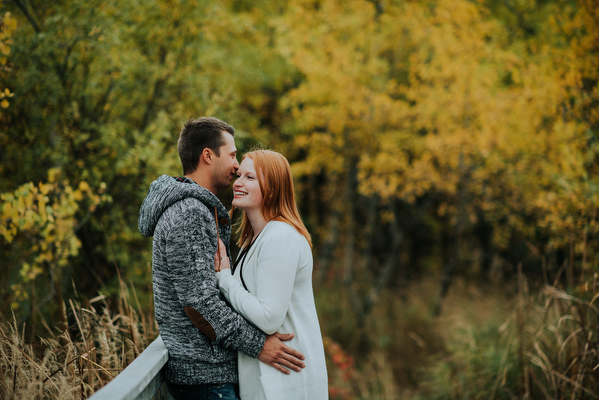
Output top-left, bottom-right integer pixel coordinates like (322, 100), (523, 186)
(1, 0), (598, 398)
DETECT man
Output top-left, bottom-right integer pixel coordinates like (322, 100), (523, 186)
(138, 117), (305, 400)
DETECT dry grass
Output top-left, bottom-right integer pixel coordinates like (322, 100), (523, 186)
(318, 275), (599, 400)
(526, 285), (599, 399)
(3, 272), (597, 399)
(0, 280), (158, 399)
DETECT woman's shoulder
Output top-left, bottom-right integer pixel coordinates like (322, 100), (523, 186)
(259, 221), (312, 263)
(268, 220), (299, 235)
(266, 221), (308, 244)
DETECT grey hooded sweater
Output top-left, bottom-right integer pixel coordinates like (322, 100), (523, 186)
(138, 175), (266, 385)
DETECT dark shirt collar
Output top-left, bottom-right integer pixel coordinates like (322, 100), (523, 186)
(175, 176), (196, 185)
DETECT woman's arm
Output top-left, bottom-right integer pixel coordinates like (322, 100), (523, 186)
(216, 232), (300, 334)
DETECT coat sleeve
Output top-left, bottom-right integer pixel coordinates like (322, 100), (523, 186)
(216, 229), (300, 335)
(165, 204), (266, 357)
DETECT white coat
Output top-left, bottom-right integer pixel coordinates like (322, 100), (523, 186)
(216, 221), (328, 400)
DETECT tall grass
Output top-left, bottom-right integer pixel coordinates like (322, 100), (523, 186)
(3, 273), (596, 399)
(0, 279), (158, 399)
(527, 285), (599, 399)
(317, 275), (599, 399)
(318, 278), (446, 399)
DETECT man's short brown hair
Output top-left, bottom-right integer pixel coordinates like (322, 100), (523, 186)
(177, 117), (235, 175)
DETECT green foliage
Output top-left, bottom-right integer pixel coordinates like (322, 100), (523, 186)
(418, 317), (523, 399)
(0, 0), (299, 321)
(317, 279), (445, 397)
(0, 168), (107, 314)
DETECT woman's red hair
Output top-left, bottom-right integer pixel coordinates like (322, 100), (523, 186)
(231, 149), (312, 249)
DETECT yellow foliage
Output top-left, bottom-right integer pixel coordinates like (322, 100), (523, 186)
(1, 169), (106, 309)
(275, 0), (598, 279)
(0, 11), (15, 116)
(0, 11), (16, 56)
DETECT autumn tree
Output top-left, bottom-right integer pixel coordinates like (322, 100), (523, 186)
(0, 0), (294, 324)
(1, 0), (596, 347)
(274, 0), (599, 326)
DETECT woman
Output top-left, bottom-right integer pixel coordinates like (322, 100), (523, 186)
(215, 149), (328, 400)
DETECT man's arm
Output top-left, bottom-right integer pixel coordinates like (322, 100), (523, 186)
(185, 306), (304, 374)
(167, 204), (304, 372)
(216, 231), (298, 334)
(166, 205), (264, 356)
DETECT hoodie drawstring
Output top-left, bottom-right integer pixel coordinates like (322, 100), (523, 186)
(214, 207), (221, 270)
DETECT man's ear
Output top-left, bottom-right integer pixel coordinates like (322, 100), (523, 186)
(201, 148), (213, 164)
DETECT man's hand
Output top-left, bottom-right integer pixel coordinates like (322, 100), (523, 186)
(257, 333), (305, 374)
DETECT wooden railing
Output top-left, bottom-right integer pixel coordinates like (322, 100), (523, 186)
(90, 335), (171, 400)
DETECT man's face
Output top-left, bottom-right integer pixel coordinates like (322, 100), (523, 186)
(212, 132), (239, 190)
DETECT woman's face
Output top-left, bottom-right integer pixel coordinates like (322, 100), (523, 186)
(232, 157), (263, 212)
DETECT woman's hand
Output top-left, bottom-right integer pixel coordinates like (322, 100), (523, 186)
(215, 238), (231, 272)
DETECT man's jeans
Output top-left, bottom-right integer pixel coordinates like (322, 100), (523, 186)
(166, 382), (239, 400)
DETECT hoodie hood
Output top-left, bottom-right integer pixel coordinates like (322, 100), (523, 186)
(138, 175), (230, 237)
